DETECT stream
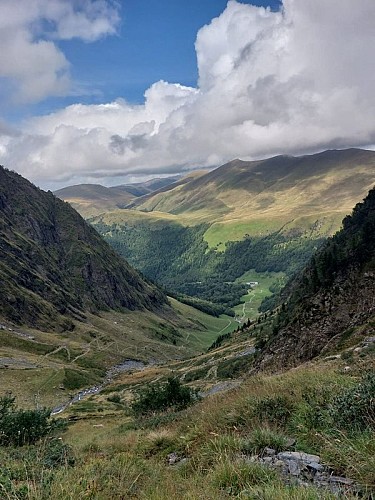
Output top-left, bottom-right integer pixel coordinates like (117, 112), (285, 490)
(51, 359), (147, 415)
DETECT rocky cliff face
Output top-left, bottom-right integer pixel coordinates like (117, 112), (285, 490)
(259, 188), (375, 369)
(0, 166), (166, 330)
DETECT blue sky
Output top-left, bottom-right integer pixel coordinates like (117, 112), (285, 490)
(0, 0), (373, 189)
(10, 0), (281, 121)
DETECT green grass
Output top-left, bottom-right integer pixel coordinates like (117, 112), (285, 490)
(169, 298), (239, 350)
(0, 299), (241, 408)
(204, 219), (285, 250)
(233, 270), (286, 321)
(1, 361), (373, 499)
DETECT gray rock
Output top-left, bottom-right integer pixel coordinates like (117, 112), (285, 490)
(263, 457), (274, 464)
(264, 447), (276, 456)
(306, 461), (325, 473)
(167, 452), (179, 465)
(287, 460), (301, 476)
(277, 451), (320, 464)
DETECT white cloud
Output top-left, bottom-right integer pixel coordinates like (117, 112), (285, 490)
(1, 0), (375, 188)
(0, 0), (119, 103)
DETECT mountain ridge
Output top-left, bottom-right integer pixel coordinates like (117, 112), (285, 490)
(0, 166), (166, 331)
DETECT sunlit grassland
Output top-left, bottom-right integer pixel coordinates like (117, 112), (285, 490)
(233, 270), (286, 321)
(203, 218), (286, 250)
(169, 297), (239, 350)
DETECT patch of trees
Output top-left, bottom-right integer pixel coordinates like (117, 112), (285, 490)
(167, 292), (235, 317)
(131, 377), (200, 417)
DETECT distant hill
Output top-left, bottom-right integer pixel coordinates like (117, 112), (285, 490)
(258, 187), (375, 368)
(55, 176), (182, 218)
(117, 176), (181, 197)
(54, 184), (136, 218)
(0, 167), (166, 331)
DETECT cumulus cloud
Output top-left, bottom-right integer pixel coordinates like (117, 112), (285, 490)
(0, 0), (119, 103)
(1, 0), (375, 188)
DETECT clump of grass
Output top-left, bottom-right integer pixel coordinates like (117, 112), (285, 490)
(107, 394), (122, 404)
(329, 371), (375, 432)
(210, 459), (278, 495)
(143, 430), (180, 458)
(198, 434), (242, 467)
(252, 394), (295, 426)
(240, 428), (288, 454)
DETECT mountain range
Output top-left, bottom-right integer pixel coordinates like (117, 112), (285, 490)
(75, 149), (375, 310)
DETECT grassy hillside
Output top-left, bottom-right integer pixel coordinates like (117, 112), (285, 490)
(0, 297), (239, 408)
(1, 333), (373, 498)
(89, 149), (375, 317)
(130, 149), (375, 245)
(54, 184), (136, 218)
(54, 176), (184, 217)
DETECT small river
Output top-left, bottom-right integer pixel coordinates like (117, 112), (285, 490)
(51, 359), (147, 415)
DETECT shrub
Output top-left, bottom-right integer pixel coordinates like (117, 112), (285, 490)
(0, 394), (53, 446)
(107, 394), (122, 404)
(42, 439), (75, 468)
(131, 378), (200, 417)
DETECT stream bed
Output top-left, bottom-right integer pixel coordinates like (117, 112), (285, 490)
(51, 359), (147, 415)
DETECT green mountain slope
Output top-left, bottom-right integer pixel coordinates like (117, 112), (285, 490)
(89, 149), (375, 312)
(0, 166), (166, 331)
(258, 187), (375, 368)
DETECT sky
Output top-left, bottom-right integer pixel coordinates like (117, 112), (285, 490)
(0, 0), (374, 190)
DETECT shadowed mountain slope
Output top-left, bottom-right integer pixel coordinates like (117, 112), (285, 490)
(0, 167), (166, 331)
(259, 187), (375, 369)
(117, 175), (181, 197)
